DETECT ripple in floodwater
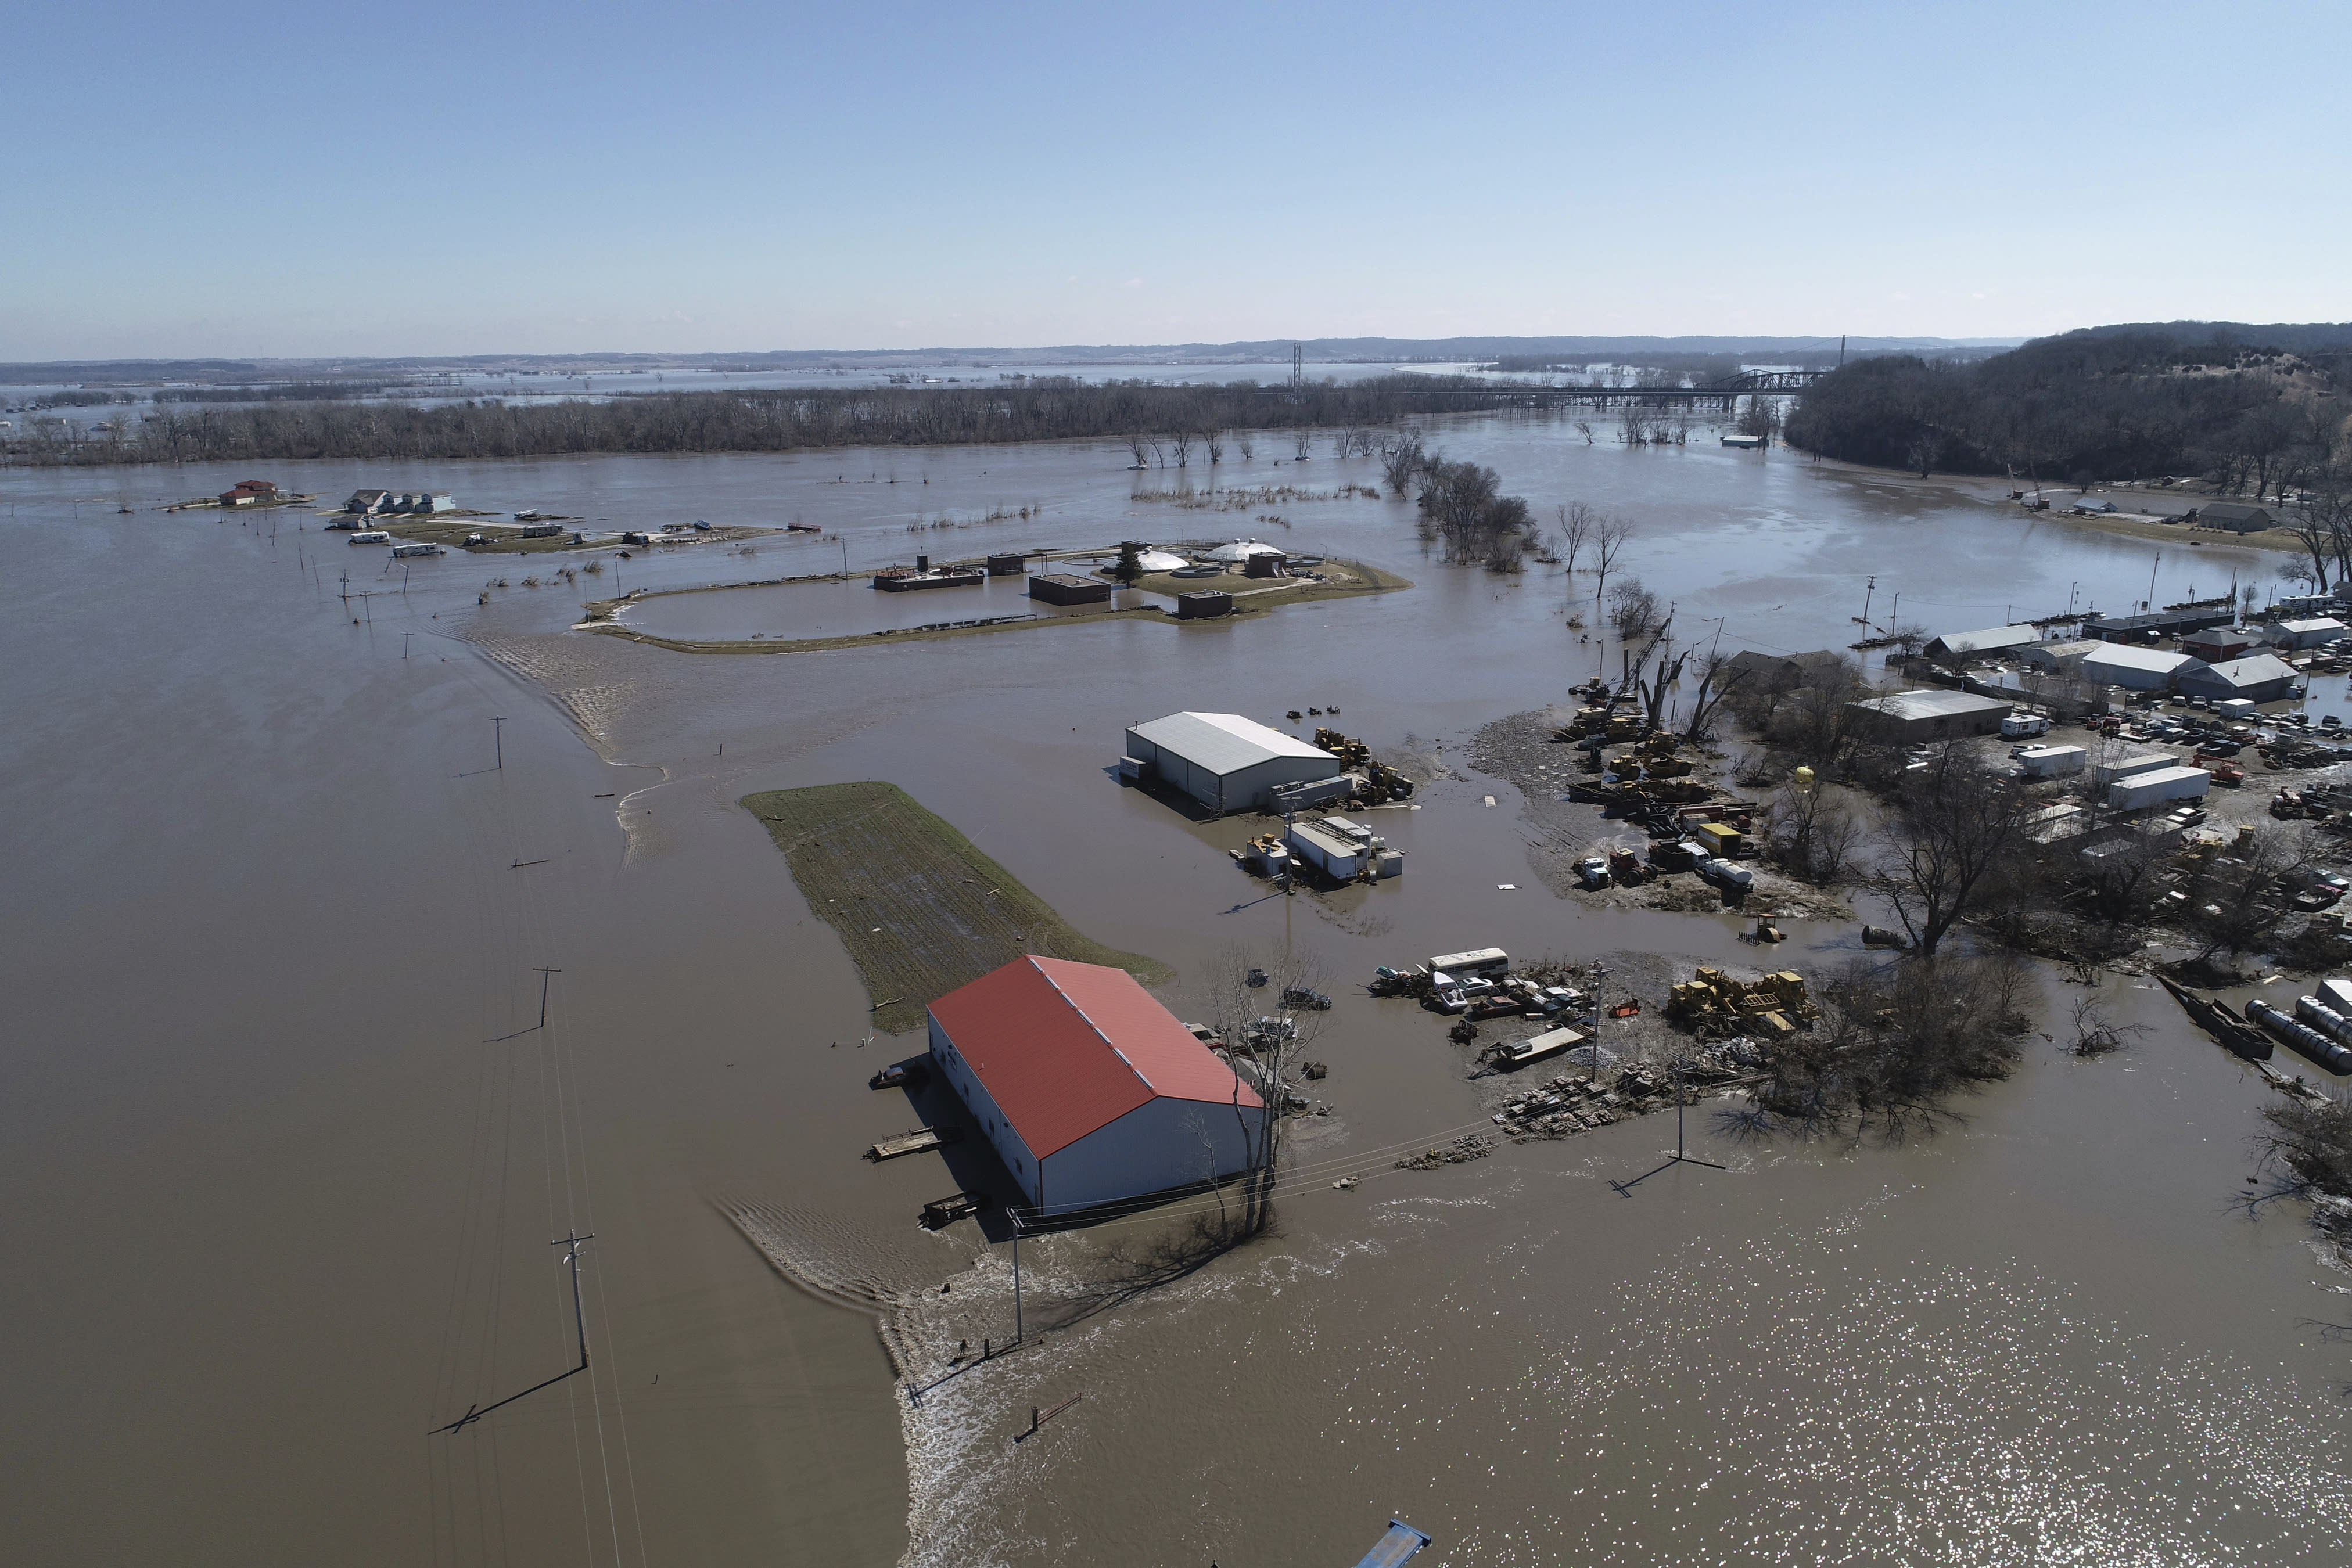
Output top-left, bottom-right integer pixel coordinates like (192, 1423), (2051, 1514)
(1437, 1223), (2350, 1566)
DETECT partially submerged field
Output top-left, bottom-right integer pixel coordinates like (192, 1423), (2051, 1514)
(741, 781), (1168, 1033)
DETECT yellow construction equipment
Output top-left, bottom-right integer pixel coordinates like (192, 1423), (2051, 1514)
(1667, 966), (1819, 1036)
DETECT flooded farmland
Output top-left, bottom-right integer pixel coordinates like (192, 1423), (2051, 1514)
(5, 415), (2348, 1567)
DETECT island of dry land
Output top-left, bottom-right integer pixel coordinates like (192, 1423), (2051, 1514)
(741, 781), (1168, 1034)
(584, 555), (1410, 655)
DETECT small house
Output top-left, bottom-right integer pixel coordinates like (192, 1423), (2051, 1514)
(2181, 630), (2258, 663)
(1176, 589), (1232, 619)
(2200, 502), (2272, 534)
(2071, 498), (2119, 515)
(423, 494), (458, 513)
(344, 489), (391, 515)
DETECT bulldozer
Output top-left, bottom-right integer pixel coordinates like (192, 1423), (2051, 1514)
(1665, 966), (1820, 1039)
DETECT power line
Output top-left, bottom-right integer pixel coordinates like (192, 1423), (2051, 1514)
(430, 1231), (595, 1436)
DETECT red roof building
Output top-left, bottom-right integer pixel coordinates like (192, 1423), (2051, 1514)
(927, 956), (1266, 1214)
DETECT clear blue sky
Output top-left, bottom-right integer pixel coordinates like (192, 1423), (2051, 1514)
(5, 0), (2343, 359)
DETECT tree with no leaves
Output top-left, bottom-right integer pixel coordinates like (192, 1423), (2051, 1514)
(1590, 512), (1635, 607)
(1556, 501), (1596, 575)
(1202, 944), (1331, 1233)
(1872, 744), (2028, 955)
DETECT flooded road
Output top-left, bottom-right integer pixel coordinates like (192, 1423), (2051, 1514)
(5, 418), (2346, 1566)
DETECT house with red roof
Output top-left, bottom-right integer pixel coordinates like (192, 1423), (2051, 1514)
(927, 955), (1267, 1214)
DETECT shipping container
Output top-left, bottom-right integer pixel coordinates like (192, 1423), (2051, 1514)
(2106, 764), (2213, 810)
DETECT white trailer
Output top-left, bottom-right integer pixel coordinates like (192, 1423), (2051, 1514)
(2091, 750), (2178, 790)
(1427, 947), (1509, 979)
(2107, 764), (2212, 810)
(2013, 743), (2086, 778)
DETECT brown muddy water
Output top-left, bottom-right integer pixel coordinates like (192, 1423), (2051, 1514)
(5, 422), (2349, 1567)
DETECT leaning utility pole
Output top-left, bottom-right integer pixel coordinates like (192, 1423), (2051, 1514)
(429, 1230), (595, 1435)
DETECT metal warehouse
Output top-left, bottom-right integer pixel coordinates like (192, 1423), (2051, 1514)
(927, 956), (1268, 1214)
(1123, 711), (1336, 814)
(1845, 689), (2013, 744)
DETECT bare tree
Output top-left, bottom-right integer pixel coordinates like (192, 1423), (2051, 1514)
(1607, 577), (1664, 640)
(1556, 501), (1596, 575)
(1235, 430), (1255, 462)
(1381, 431), (1427, 497)
(1873, 745), (2029, 955)
(1205, 429), (1225, 465)
(2177, 822), (2311, 964)
(1202, 944), (1331, 1232)
(1291, 429), (1314, 461)
(1590, 512), (1635, 606)
(1170, 429), (1194, 469)
(1769, 776), (1859, 883)
(1126, 433), (1149, 467)
(1680, 651), (1751, 743)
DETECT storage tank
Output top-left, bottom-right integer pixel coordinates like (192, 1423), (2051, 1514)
(2246, 999), (2352, 1074)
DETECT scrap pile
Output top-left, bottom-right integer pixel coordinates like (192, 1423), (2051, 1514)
(1312, 727), (1416, 805)
(1489, 1049), (1760, 1142)
(1667, 967), (1819, 1038)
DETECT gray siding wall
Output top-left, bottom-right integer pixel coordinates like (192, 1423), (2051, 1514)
(1039, 1094), (1266, 1215)
(928, 1015), (1043, 1206)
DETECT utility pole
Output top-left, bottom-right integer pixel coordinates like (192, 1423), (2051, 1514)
(533, 966), (560, 1027)
(429, 1229), (595, 1435)
(403, 632), (412, 659)
(1589, 962), (1606, 1082)
(491, 717), (505, 770)
(1859, 575), (1875, 625)
(2148, 551), (2161, 613)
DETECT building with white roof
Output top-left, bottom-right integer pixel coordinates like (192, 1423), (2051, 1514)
(1845, 689), (2013, 743)
(2175, 653), (2302, 703)
(1204, 540), (1287, 563)
(2077, 643), (2207, 691)
(1123, 712), (1337, 814)
(2264, 617), (2347, 651)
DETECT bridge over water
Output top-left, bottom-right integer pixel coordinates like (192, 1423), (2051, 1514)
(1393, 368), (1823, 411)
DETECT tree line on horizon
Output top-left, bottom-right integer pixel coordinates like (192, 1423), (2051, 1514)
(1, 376), (1524, 467)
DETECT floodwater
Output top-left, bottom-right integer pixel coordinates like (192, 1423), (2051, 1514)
(4, 416), (2347, 1567)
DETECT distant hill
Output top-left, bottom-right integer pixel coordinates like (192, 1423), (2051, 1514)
(1785, 322), (2349, 487)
